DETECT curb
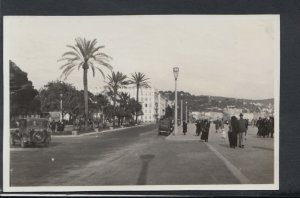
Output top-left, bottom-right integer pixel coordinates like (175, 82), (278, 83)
(52, 124), (152, 138)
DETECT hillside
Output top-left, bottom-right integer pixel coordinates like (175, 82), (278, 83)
(159, 91), (274, 113)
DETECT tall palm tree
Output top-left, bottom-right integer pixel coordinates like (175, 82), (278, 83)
(59, 37), (113, 129)
(105, 71), (128, 127)
(117, 92), (131, 126)
(128, 72), (150, 123)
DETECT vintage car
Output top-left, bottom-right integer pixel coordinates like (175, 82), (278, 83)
(10, 118), (51, 148)
(158, 118), (174, 135)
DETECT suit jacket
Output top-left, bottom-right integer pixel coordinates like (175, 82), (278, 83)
(238, 119), (247, 133)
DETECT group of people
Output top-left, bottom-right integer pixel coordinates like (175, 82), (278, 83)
(50, 120), (65, 133)
(214, 119), (225, 133)
(195, 120), (211, 142)
(228, 113), (249, 148)
(256, 117), (274, 138)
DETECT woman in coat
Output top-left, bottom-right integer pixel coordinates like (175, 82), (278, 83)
(195, 121), (201, 136)
(183, 121), (187, 135)
(201, 120), (210, 142)
(229, 116), (239, 148)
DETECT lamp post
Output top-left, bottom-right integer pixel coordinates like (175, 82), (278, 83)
(180, 93), (183, 127)
(186, 101), (188, 123)
(60, 93), (63, 122)
(173, 67), (179, 135)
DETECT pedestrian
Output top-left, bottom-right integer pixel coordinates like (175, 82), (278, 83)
(229, 116), (239, 148)
(183, 121), (187, 135)
(269, 116), (274, 138)
(214, 119), (220, 133)
(256, 117), (262, 137)
(201, 120), (210, 142)
(238, 113), (247, 148)
(195, 121), (201, 136)
(50, 120), (56, 133)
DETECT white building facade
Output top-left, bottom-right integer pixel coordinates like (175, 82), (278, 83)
(119, 87), (167, 122)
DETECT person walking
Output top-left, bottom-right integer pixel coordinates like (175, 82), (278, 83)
(229, 116), (239, 148)
(201, 120), (210, 142)
(183, 121), (187, 135)
(270, 116), (274, 138)
(215, 119), (220, 133)
(195, 121), (200, 136)
(238, 113), (247, 148)
(50, 120), (56, 133)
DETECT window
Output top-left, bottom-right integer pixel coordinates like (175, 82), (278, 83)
(145, 110), (147, 113)
(145, 98), (148, 101)
(145, 103), (147, 107)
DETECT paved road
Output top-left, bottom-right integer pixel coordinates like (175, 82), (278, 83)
(10, 123), (274, 186)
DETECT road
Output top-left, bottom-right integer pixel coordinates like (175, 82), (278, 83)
(10, 123), (274, 186)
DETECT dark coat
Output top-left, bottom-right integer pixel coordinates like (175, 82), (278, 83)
(183, 122), (187, 133)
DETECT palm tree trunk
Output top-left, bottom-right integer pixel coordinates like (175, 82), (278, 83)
(83, 67), (89, 130)
(113, 91), (116, 127)
(135, 85), (139, 123)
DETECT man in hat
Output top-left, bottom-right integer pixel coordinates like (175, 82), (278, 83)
(238, 113), (247, 148)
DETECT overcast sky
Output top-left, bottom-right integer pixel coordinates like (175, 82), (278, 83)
(4, 15), (279, 99)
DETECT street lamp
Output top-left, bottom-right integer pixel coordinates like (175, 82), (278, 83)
(173, 67), (179, 135)
(186, 101), (188, 123)
(180, 93), (183, 127)
(60, 93), (63, 122)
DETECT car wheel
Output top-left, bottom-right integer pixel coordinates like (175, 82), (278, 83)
(20, 137), (26, 148)
(32, 131), (45, 144)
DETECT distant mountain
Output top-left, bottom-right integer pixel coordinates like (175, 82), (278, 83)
(159, 91), (274, 113)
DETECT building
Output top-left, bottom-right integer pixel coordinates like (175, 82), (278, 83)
(119, 86), (167, 122)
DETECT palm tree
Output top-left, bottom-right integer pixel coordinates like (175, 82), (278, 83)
(128, 72), (150, 123)
(105, 71), (128, 127)
(117, 92), (131, 126)
(59, 37), (113, 129)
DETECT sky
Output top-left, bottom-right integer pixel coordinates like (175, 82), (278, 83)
(4, 15), (279, 100)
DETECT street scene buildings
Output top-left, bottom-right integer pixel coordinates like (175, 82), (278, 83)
(4, 15), (279, 191)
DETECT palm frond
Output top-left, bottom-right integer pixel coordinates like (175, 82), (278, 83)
(96, 67), (106, 79)
(94, 59), (113, 71)
(89, 62), (96, 77)
(66, 45), (82, 57)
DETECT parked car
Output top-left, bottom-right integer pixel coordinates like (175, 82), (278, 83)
(158, 118), (174, 135)
(10, 118), (51, 148)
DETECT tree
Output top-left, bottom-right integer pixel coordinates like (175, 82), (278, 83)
(165, 105), (173, 118)
(59, 37), (113, 129)
(10, 60), (40, 119)
(116, 92), (131, 126)
(105, 71), (128, 127)
(128, 72), (150, 122)
(39, 81), (84, 121)
(93, 93), (110, 123)
(127, 98), (142, 119)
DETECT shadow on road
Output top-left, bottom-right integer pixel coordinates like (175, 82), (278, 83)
(136, 154), (155, 185)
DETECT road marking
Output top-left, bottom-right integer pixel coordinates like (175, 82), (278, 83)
(206, 143), (251, 184)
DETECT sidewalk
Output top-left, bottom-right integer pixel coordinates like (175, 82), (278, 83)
(166, 122), (275, 184)
(52, 123), (152, 138)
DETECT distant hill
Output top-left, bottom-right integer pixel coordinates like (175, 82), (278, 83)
(159, 91), (274, 113)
